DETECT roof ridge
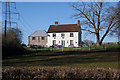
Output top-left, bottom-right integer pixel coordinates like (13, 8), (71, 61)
(50, 24), (77, 26)
(29, 30), (47, 36)
(48, 24), (80, 33)
(36, 30), (46, 31)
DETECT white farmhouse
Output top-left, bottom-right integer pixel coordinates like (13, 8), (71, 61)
(47, 20), (82, 47)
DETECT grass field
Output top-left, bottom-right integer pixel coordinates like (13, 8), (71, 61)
(28, 45), (120, 51)
(3, 46), (120, 69)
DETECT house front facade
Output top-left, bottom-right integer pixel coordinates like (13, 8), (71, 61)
(47, 20), (82, 47)
(28, 30), (48, 47)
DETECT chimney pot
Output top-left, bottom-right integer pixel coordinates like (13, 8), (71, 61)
(55, 21), (58, 24)
(78, 20), (80, 24)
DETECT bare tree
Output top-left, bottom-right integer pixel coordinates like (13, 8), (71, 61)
(117, 1), (120, 42)
(72, 1), (120, 46)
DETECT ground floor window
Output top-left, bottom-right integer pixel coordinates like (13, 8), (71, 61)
(32, 37), (35, 40)
(41, 37), (45, 40)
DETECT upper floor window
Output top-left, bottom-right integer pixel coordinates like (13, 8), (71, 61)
(53, 33), (56, 37)
(41, 37), (45, 40)
(70, 33), (74, 37)
(61, 33), (65, 37)
(32, 37), (35, 40)
(48, 35), (50, 37)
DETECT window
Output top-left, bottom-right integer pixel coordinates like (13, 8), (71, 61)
(70, 33), (74, 37)
(70, 40), (73, 45)
(67, 41), (69, 43)
(61, 33), (65, 37)
(32, 37), (35, 40)
(53, 33), (56, 37)
(41, 37), (44, 40)
(48, 35), (50, 37)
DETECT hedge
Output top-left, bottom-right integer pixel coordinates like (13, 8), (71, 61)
(2, 67), (120, 80)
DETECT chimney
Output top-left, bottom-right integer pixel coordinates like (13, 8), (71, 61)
(77, 20), (81, 30)
(55, 21), (58, 24)
(78, 20), (80, 24)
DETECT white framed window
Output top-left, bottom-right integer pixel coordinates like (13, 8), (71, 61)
(32, 37), (35, 40)
(70, 33), (74, 37)
(61, 33), (65, 37)
(41, 37), (45, 40)
(53, 33), (56, 37)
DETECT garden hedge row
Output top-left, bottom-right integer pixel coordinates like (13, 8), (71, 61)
(2, 67), (120, 80)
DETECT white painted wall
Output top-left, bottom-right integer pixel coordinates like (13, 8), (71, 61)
(47, 32), (79, 47)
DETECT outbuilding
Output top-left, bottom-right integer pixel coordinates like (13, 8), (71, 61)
(28, 30), (48, 47)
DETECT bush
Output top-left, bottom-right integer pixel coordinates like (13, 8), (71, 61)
(2, 67), (120, 79)
(2, 28), (26, 57)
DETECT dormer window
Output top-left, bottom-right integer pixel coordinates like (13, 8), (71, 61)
(70, 33), (73, 37)
(53, 33), (56, 37)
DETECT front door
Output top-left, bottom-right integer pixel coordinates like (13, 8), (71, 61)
(53, 40), (56, 45)
(70, 40), (74, 45)
(61, 40), (65, 47)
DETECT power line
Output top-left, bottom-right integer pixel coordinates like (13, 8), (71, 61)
(15, 9), (35, 32)
(19, 14), (35, 32)
(4, 1), (7, 38)
(8, 2), (11, 28)
(3, 1), (19, 38)
(3, 1), (32, 44)
(18, 19), (33, 33)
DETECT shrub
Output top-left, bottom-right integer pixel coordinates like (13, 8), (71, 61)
(2, 28), (26, 57)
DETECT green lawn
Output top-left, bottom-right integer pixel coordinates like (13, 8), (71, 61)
(28, 45), (120, 51)
(3, 47), (119, 69)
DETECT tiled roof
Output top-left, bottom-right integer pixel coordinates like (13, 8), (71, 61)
(48, 24), (80, 33)
(30, 30), (48, 37)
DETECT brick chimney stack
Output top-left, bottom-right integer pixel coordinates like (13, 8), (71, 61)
(78, 20), (80, 25)
(55, 21), (58, 24)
